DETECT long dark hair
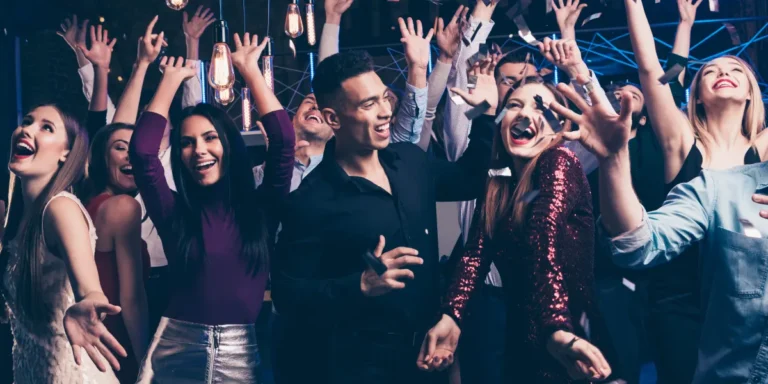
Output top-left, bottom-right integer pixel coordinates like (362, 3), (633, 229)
(82, 123), (136, 203)
(169, 103), (268, 275)
(2, 104), (89, 324)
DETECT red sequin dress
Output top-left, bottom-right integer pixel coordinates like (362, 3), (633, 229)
(444, 146), (597, 383)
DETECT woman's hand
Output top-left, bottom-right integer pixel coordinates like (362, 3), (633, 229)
(436, 6), (467, 63)
(137, 16), (166, 65)
(449, 57), (499, 114)
(183, 6), (216, 40)
(64, 296), (127, 372)
(232, 33), (270, 79)
(547, 330), (611, 381)
(417, 314), (461, 372)
(159, 56), (198, 82)
(79, 25), (117, 69)
(553, 0), (587, 38)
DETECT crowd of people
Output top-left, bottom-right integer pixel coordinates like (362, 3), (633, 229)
(1, 0), (767, 383)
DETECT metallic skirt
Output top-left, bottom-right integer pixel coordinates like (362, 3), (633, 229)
(136, 317), (260, 384)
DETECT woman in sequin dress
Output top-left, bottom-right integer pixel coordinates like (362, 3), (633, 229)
(420, 80), (611, 383)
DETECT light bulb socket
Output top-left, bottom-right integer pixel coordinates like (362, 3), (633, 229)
(264, 39), (273, 57)
(215, 20), (229, 44)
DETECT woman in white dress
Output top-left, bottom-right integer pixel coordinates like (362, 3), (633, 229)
(1, 105), (127, 383)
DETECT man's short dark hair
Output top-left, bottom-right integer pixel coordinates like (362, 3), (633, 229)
(494, 51), (538, 80)
(312, 51), (375, 110)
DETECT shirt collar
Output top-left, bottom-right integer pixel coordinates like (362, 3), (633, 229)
(320, 138), (401, 190)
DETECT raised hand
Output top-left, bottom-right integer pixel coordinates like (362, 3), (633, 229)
(325, 0), (354, 23)
(399, 17), (434, 72)
(417, 314), (461, 372)
(137, 16), (166, 65)
(58, 15), (89, 51)
(547, 330), (611, 381)
(549, 75), (634, 160)
(553, 0), (587, 38)
(538, 37), (587, 78)
(183, 6), (216, 40)
(64, 297), (127, 372)
(436, 6), (467, 63)
(677, 0), (703, 25)
(449, 57), (499, 113)
(79, 25), (117, 69)
(232, 33), (270, 78)
(159, 56), (198, 82)
(361, 235), (423, 297)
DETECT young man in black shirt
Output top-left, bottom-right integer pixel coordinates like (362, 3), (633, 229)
(272, 50), (496, 384)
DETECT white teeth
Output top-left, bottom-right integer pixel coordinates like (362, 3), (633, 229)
(16, 143), (32, 151)
(375, 125), (389, 132)
(195, 160), (216, 170)
(306, 115), (322, 123)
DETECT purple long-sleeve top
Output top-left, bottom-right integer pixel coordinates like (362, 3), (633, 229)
(130, 110), (295, 325)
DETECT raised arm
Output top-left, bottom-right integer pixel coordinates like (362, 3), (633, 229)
(129, 57), (196, 230)
(45, 196), (127, 373)
(443, 2), (495, 161)
(318, 0), (353, 62)
(58, 15), (91, 68)
(182, 6), (215, 108)
(112, 16), (164, 125)
(418, 7), (464, 151)
(79, 25), (117, 134)
(552, 0), (588, 40)
(625, 0), (694, 183)
(671, 0), (702, 86)
(106, 196), (149, 363)
(391, 17), (432, 144)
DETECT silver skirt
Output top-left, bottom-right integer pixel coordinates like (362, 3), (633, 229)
(136, 317), (260, 384)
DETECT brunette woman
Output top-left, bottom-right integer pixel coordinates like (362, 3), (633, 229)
(1, 105), (126, 383)
(131, 33), (294, 383)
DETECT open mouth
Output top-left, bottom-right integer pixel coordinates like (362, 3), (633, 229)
(511, 117), (537, 141)
(713, 79), (737, 89)
(374, 124), (390, 133)
(119, 165), (133, 175)
(12, 138), (35, 159)
(194, 160), (217, 172)
(304, 113), (323, 124)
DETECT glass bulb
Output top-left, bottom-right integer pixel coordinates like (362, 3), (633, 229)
(241, 88), (252, 131)
(306, 3), (316, 46)
(262, 55), (274, 91)
(166, 0), (188, 11)
(208, 43), (235, 91)
(284, 3), (304, 38)
(215, 87), (235, 105)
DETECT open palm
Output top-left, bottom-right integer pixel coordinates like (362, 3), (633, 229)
(232, 33), (269, 77)
(79, 25), (117, 69)
(64, 298), (127, 372)
(398, 17), (434, 71)
(449, 58), (499, 112)
(553, 0), (588, 32)
(436, 6), (466, 61)
(183, 6), (216, 40)
(549, 76), (633, 159)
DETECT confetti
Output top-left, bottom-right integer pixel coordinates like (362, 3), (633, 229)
(724, 23), (741, 45)
(466, 50), (487, 68)
(522, 189), (540, 203)
(534, 95), (563, 133)
(464, 100), (491, 120)
(494, 107), (508, 125)
(622, 277), (636, 292)
(658, 63), (685, 85)
(709, 0), (719, 12)
(740, 219), (762, 238)
(470, 22), (483, 43)
(467, 75), (478, 89)
(362, 249), (388, 275)
(488, 167), (513, 177)
(513, 15), (540, 45)
(546, 0), (553, 13)
(581, 12), (602, 27)
(288, 39), (297, 58)
(511, 117), (531, 138)
(450, 92), (466, 105)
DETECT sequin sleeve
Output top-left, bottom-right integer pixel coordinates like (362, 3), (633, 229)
(524, 147), (587, 344)
(442, 204), (494, 326)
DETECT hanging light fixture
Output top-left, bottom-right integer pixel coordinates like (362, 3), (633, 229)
(166, 0), (189, 11)
(306, 0), (316, 46)
(284, 0), (304, 38)
(208, 20), (235, 91)
(262, 39), (274, 91)
(241, 88), (252, 130)
(215, 87), (235, 105)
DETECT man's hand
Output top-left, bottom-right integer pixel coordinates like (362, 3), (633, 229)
(538, 37), (588, 79)
(325, 0), (354, 24)
(399, 17), (434, 72)
(449, 57), (499, 114)
(183, 6), (216, 40)
(79, 25), (117, 69)
(361, 235), (423, 297)
(472, 0), (498, 22)
(436, 6), (467, 64)
(417, 314), (461, 372)
(137, 16), (166, 65)
(553, 0), (587, 39)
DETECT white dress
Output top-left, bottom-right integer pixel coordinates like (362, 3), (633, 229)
(1, 191), (119, 384)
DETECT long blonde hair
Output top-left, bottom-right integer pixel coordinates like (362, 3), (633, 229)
(688, 55), (765, 156)
(481, 82), (571, 237)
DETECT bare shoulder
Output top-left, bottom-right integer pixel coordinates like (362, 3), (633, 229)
(43, 195), (90, 246)
(100, 195), (142, 227)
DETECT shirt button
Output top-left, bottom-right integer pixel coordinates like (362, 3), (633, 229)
(425, 229), (429, 235)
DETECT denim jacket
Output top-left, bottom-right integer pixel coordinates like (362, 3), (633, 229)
(604, 161), (768, 384)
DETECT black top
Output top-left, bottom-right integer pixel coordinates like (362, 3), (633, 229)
(86, 110), (108, 139)
(668, 142), (761, 188)
(273, 114), (495, 334)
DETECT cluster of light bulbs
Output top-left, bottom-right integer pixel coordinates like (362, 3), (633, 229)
(166, 0), (318, 131)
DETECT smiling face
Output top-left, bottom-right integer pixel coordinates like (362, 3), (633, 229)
(105, 128), (136, 193)
(293, 94), (333, 142)
(9, 106), (71, 180)
(323, 71), (393, 151)
(498, 83), (563, 160)
(179, 115), (225, 186)
(696, 57), (751, 107)
(496, 61), (539, 101)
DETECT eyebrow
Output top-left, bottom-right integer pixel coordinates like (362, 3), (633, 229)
(506, 97), (526, 105)
(181, 130), (217, 139)
(41, 118), (57, 128)
(111, 139), (130, 146)
(357, 95), (380, 107)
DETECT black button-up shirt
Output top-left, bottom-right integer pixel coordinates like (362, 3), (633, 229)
(273, 114), (495, 333)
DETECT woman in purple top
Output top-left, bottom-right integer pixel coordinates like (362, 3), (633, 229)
(130, 34), (294, 383)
